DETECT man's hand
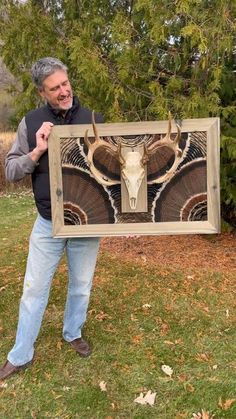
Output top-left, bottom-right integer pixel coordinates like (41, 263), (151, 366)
(29, 122), (54, 162)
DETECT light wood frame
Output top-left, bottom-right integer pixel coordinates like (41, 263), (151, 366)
(48, 117), (220, 237)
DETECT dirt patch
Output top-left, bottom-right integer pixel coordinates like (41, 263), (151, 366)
(100, 233), (236, 275)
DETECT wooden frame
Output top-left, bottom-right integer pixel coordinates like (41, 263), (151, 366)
(48, 117), (220, 237)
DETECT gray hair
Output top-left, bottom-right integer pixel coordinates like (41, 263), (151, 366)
(31, 57), (68, 90)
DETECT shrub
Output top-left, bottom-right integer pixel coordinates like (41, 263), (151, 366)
(220, 136), (236, 229)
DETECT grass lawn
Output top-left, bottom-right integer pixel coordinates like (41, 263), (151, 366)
(0, 194), (235, 419)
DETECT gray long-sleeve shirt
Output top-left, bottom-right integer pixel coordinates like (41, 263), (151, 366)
(5, 117), (38, 182)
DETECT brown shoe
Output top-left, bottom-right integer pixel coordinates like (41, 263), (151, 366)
(69, 338), (91, 357)
(0, 360), (32, 381)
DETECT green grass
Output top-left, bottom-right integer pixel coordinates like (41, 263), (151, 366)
(0, 194), (235, 419)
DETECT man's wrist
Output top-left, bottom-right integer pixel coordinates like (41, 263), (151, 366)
(29, 147), (45, 162)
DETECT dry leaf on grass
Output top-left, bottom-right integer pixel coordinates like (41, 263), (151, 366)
(164, 340), (175, 346)
(196, 353), (210, 362)
(134, 392), (146, 405)
(0, 382), (8, 388)
(218, 397), (235, 410)
(131, 334), (143, 344)
(191, 409), (214, 419)
(99, 381), (107, 392)
(56, 341), (63, 350)
(134, 390), (156, 406)
(184, 382), (195, 393)
(95, 311), (111, 321)
(161, 364), (173, 377)
(159, 322), (169, 336)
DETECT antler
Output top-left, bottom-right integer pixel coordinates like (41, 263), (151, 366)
(147, 112), (183, 184)
(84, 112), (121, 186)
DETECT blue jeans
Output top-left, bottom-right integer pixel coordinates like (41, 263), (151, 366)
(7, 214), (100, 366)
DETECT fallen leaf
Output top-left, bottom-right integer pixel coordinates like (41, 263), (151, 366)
(95, 311), (111, 321)
(63, 386), (70, 391)
(197, 287), (203, 294)
(134, 390), (156, 406)
(0, 382), (8, 388)
(175, 338), (183, 345)
(121, 364), (131, 372)
(164, 340), (175, 346)
(161, 364), (173, 377)
(208, 377), (220, 382)
(99, 381), (107, 392)
(88, 308), (96, 315)
(57, 341), (63, 350)
(226, 309), (229, 318)
(196, 353), (210, 362)
(134, 392), (146, 405)
(177, 374), (188, 383)
(131, 334), (143, 344)
(184, 382), (195, 392)
(160, 322), (169, 336)
(54, 394), (63, 400)
(218, 397), (235, 410)
(142, 304), (151, 309)
(143, 390), (156, 406)
(130, 314), (138, 321)
(146, 350), (155, 362)
(191, 409), (214, 419)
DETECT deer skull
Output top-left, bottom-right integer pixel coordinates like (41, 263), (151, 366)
(83, 112), (182, 211)
(120, 148), (147, 210)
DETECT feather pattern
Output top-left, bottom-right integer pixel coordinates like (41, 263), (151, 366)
(60, 131), (207, 224)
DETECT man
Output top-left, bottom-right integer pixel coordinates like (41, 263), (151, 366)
(0, 57), (103, 380)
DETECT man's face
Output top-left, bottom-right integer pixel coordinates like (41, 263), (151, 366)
(39, 70), (73, 111)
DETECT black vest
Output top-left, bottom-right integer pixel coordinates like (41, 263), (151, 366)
(25, 97), (103, 219)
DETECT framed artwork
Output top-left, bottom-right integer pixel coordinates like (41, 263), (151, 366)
(48, 116), (220, 237)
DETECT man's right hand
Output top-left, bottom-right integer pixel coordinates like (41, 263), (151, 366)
(29, 122), (54, 162)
